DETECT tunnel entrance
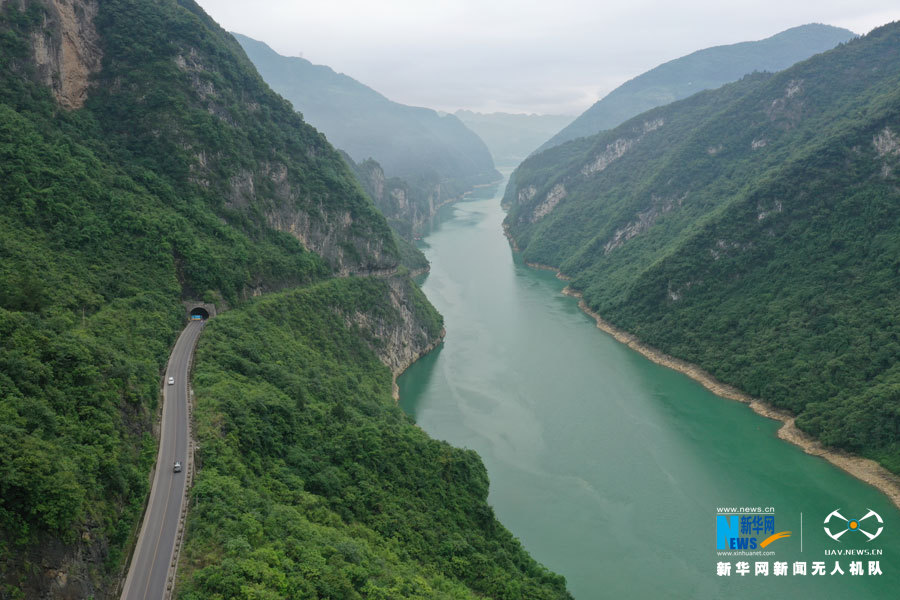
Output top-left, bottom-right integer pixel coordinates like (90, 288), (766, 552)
(189, 307), (210, 320)
(185, 301), (216, 321)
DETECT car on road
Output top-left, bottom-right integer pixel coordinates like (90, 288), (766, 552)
(173, 461), (182, 473)
(168, 376), (175, 385)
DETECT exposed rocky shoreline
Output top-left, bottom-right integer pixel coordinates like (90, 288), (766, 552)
(390, 327), (445, 401)
(559, 285), (900, 511)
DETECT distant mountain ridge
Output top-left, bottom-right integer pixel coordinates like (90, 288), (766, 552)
(233, 33), (499, 194)
(455, 110), (574, 167)
(505, 21), (900, 475)
(539, 23), (856, 151)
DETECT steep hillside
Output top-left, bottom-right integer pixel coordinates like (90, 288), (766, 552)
(539, 23), (855, 151)
(179, 277), (570, 599)
(0, 0), (389, 595)
(337, 152), (429, 271)
(455, 110), (574, 167)
(234, 34), (500, 220)
(505, 23), (900, 473)
(344, 154), (440, 241)
(0, 1), (567, 598)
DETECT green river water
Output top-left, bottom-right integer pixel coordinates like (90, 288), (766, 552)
(398, 172), (900, 599)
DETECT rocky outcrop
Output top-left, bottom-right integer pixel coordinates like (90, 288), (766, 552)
(581, 137), (636, 177)
(511, 118), (665, 226)
(265, 202), (396, 276)
(765, 79), (805, 130)
(874, 127), (900, 157)
(604, 192), (686, 253)
(874, 127), (900, 177)
(30, 0), (102, 110)
(347, 156), (458, 240)
(581, 119), (663, 178)
(531, 183), (566, 222)
(215, 159), (397, 276)
(3, 529), (111, 600)
(343, 277), (445, 399)
(517, 185), (537, 205)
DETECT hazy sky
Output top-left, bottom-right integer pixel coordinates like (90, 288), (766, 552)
(195, 1), (900, 115)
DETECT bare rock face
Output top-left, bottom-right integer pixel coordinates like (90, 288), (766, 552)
(512, 118), (667, 226)
(225, 163), (397, 277)
(604, 192), (687, 254)
(350, 158), (449, 240)
(531, 183), (566, 223)
(8, 525), (111, 600)
(30, 0), (103, 109)
(265, 200), (396, 276)
(344, 277), (445, 397)
(874, 127), (900, 157)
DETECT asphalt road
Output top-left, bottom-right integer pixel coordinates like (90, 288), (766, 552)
(120, 320), (204, 600)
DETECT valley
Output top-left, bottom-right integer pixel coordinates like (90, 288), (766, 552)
(400, 173), (900, 599)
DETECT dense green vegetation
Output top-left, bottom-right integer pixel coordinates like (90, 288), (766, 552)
(344, 154), (435, 255)
(89, 1), (398, 276)
(234, 33), (500, 216)
(179, 278), (570, 599)
(454, 110), (574, 167)
(0, 0), (379, 594)
(539, 24), (854, 152)
(0, 0), (570, 597)
(505, 23), (900, 472)
(0, 33), (332, 594)
(335, 151), (430, 270)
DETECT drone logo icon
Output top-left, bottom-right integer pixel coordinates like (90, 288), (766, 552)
(823, 508), (884, 542)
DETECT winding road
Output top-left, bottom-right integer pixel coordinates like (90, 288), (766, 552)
(120, 320), (204, 600)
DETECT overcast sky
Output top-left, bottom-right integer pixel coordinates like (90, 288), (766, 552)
(195, 1), (900, 115)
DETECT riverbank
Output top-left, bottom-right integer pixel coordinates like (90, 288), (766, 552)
(392, 327), (445, 401)
(560, 286), (900, 511)
(501, 223), (574, 278)
(502, 222), (521, 252)
(406, 184), (900, 597)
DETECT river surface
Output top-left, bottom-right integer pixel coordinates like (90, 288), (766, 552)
(398, 171), (900, 598)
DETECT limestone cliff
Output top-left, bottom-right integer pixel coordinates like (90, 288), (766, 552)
(347, 155), (458, 240)
(28, 0), (102, 109)
(163, 40), (400, 278)
(343, 276), (445, 398)
(7, 0), (399, 279)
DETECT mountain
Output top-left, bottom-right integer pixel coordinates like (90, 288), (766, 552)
(343, 153), (438, 240)
(539, 23), (856, 152)
(233, 34), (500, 207)
(341, 152), (432, 271)
(504, 22), (900, 474)
(455, 110), (574, 167)
(0, 1), (568, 598)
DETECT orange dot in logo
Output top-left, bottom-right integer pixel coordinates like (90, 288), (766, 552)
(849, 521), (859, 530)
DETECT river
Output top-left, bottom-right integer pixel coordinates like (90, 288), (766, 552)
(398, 171), (900, 598)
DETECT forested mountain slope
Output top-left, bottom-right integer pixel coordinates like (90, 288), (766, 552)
(234, 33), (500, 229)
(179, 277), (570, 599)
(539, 24), (854, 152)
(0, 1), (567, 598)
(344, 153), (443, 243)
(505, 22), (900, 473)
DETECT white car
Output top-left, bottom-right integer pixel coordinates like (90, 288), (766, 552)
(173, 461), (182, 473)
(167, 376), (175, 385)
